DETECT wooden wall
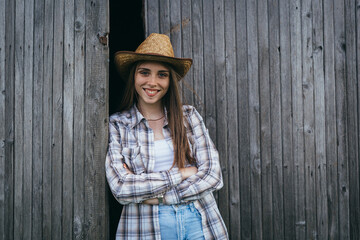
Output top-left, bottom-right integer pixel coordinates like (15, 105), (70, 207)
(0, 0), (109, 239)
(144, 0), (360, 239)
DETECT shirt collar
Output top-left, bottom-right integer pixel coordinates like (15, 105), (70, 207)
(128, 103), (169, 129)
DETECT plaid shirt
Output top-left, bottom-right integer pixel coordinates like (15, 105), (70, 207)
(106, 104), (228, 240)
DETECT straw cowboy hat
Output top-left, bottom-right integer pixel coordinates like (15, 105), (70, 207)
(114, 33), (192, 80)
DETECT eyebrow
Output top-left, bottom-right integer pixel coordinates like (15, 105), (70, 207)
(137, 68), (169, 72)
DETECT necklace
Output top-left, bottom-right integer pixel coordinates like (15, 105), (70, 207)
(147, 115), (165, 121)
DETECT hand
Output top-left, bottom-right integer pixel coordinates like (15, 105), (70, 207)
(179, 166), (198, 180)
(142, 198), (159, 205)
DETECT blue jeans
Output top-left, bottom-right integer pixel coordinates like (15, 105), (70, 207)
(158, 203), (205, 240)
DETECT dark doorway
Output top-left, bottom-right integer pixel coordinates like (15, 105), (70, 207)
(108, 0), (144, 238)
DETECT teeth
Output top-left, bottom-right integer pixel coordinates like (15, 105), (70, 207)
(146, 89), (157, 94)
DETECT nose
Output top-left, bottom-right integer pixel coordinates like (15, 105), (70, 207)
(148, 74), (157, 85)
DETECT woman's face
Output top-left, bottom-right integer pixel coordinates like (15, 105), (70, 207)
(134, 61), (170, 108)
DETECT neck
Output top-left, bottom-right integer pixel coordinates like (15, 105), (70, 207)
(137, 101), (164, 119)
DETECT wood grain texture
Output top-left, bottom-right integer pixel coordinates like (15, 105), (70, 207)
(0, 0), (6, 238)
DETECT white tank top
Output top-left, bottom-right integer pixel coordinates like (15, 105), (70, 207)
(153, 139), (174, 172)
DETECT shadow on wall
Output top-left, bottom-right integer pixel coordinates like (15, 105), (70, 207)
(108, 0), (144, 238)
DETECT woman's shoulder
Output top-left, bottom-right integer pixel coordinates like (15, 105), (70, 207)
(182, 105), (204, 123)
(109, 107), (135, 126)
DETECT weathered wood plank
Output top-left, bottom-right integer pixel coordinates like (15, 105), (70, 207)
(235, 0), (251, 238)
(191, 0), (204, 115)
(345, 0), (360, 238)
(181, 0), (193, 105)
(85, 0), (109, 238)
(279, 0), (295, 238)
(32, 0), (45, 237)
(312, 0), (328, 238)
(42, 0), (54, 238)
(23, 0), (34, 239)
(334, 1), (350, 238)
(146, 0), (160, 35)
(169, 0), (181, 57)
(63, 0), (75, 238)
(0, 0), (6, 238)
(301, 0), (316, 238)
(73, 0), (86, 238)
(51, 0), (64, 239)
(268, 0), (284, 238)
(4, 0), (15, 239)
(324, 0), (339, 238)
(14, 0), (25, 238)
(224, 0), (239, 238)
(202, 0), (217, 203)
(258, 0), (273, 238)
(159, 0), (170, 34)
(246, 0), (262, 238)
(213, 0), (229, 231)
(290, 1), (305, 239)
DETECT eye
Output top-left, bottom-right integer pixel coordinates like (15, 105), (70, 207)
(139, 71), (150, 76)
(158, 72), (169, 78)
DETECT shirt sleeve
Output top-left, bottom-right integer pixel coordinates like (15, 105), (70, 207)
(164, 107), (224, 205)
(105, 120), (182, 205)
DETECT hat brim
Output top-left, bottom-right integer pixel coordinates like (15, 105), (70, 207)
(114, 51), (192, 81)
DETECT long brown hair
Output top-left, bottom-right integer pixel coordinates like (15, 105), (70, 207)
(118, 61), (196, 168)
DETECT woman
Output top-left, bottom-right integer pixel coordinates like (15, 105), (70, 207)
(106, 33), (228, 240)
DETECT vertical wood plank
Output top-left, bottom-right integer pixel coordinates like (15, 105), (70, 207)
(0, 0), (6, 238)
(301, 0), (316, 238)
(224, 0), (239, 238)
(213, 0), (229, 231)
(14, 0), (25, 238)
(159, 0), (170, 34)
(191, 0), (204, 114)
(4, 0), (15, 239)
(202, 0), (217, 200)
(323, 0), (339, 238)
(85, 0), (109, 238)
(32, 0), (45, 237)
(51, 0), (64, 239)
(169, 0), (181, 57)
(63, 0), (75, 238)
(246, 0), (263, 238)
(303, 0), (316, 237)
(290, 1), (305, 239)
(345, 0), (360, 238)
(73, 0), (86, 238)
(23, 0), (34, 239)
(146, 0), (160, 34)
(258, 0), (273, 238)
(279, 0), (295, 238)
(334, 1), (350, 238)
(268, 0), (284, 238)
(235, 0), (251, 238)
(312, 0), (328, 238)
(42, 0), (54, 238)
(181, 0), (193, 105)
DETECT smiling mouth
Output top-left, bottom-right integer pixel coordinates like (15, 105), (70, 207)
(144, 88), (160, 97)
